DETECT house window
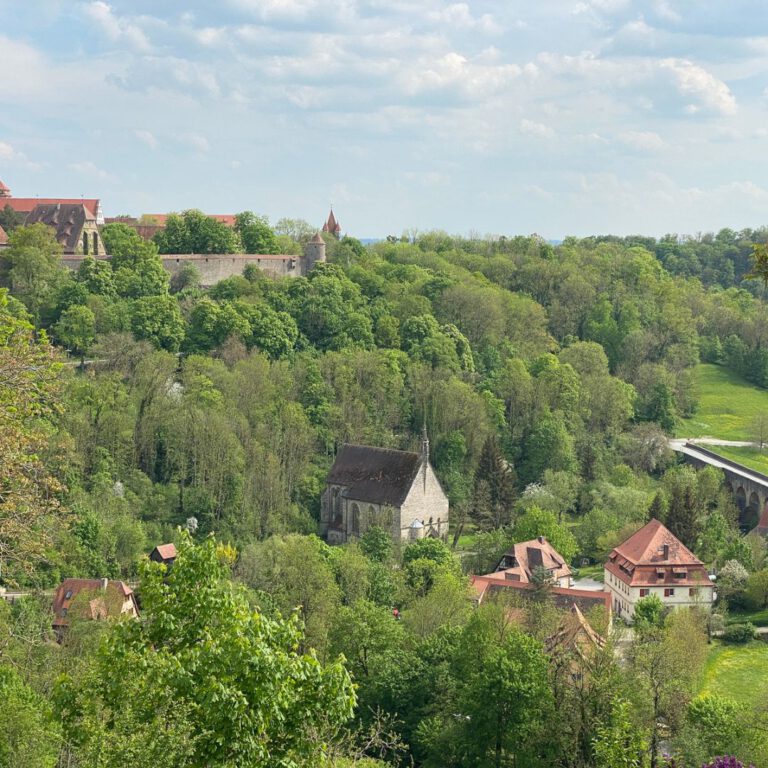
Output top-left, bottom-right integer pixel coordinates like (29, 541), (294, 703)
(673, 571), (686, 579)
(640, 588), (650, 597)
(689, 587), (699, 598)
(664, 588), (675, 597)
(351, 503), (360, 536)
(65, 590), (73, 600)
(61, 608), (68, 617)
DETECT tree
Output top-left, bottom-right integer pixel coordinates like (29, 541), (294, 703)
(592, 698), (648, 768)
(130, 294), (185, 351)
(0, 203), (24, 233)
(513, 507), (578, 564)
(633, 594), (665, 630)
(751, 413), (768, 450)
(235, 211), (279, 254)
(470, 435), (516, 530)
(0, 665), (61, 767)
(453, 620), (553, 768)
(747, 242), (768, 292)
(4, 224), (65, 324)
(0, 290), (66, 584)
(59, 535), (355, 767)
(55, 304), (95, 365)
(647, 491), (666, 523)
(665, 484), (700, 550)
(154, 210), (239, 254)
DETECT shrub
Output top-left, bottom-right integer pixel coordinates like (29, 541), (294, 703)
(702, 757), (755, 768)
(721, 623), (756, 644)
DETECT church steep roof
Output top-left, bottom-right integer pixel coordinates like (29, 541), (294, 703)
(26, 203), (93, 253)
(327, 443), (422, 507)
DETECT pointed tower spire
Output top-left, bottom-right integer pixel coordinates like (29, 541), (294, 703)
(421, 423), (429, 491)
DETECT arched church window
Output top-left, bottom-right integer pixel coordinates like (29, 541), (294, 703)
(82, 232), (89, 255)
(93, 232), (98, 254)
(368, 505), (376, 527)
(351, 503), (360, 535)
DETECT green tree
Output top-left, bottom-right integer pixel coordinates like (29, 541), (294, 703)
(513, 507), (578, 564)
(235, 211), (279, 254)
(130, 294), (185, 351)
(55, 304), (95, 365)
(471, 435), (516, 530)
(4, 223), (65, 324)
(592, 698), (648, 768)
(154, 210), (239, 254)
(59, 535), (355, 767)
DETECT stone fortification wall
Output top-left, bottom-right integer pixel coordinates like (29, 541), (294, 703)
(61, 253), (309, 286)
(162, 254), (302, 285)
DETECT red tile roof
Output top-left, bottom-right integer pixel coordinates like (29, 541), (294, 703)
(471, 575), (611, 613)
(494, 537), (572, 584)
(150, 543), (177, 561)
(52, 578), (138, 629)
(1, 198), (100, 219)
(322, 209), (341, 235)
(605, 518), (712, 588)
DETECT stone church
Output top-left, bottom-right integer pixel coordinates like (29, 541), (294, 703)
(320, 430), (449, 544)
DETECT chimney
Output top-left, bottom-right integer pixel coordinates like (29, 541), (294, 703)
(538, 536), (545, 544)
(662, 544), (669, 560)
(101, 578), (108, 591)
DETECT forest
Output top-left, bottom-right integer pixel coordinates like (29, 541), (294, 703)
(2, 214), (768, 767)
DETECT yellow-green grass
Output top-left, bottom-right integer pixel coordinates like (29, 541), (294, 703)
(728, 608), (768, 627)
(707, 445), (768, 476)
(679, 364), (768, 442)
(699, 641), (768, 707)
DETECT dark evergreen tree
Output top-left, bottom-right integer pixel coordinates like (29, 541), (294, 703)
(666, 484), (700, 549)
(647, 490), (666, 523)
(470, 435), (516, 530)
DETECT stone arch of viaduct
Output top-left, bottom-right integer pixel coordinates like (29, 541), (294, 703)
(678, 443), (768, 530)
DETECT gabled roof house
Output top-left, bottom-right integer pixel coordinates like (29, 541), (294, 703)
(604, 518), (714, 620)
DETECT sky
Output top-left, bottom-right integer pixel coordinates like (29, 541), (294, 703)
(1, 1), (767, 239)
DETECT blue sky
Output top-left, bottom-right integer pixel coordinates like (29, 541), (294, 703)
(1, 0), (767, 238)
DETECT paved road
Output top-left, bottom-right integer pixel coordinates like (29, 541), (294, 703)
(670, 437), (757, 449)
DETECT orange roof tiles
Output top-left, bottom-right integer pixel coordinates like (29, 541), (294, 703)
(494, 537), (572, 584)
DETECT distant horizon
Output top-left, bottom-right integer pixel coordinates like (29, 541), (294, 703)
(2, 1), (767, 239)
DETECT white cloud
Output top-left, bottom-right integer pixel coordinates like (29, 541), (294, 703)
(426, 4), (501, 35)
(520, 119), (556, 139)
(184, 133), (210, 153)
(68, 161), (112, 180)
(83, 1), (151, 51)
(133, 129), (158, 149)
(660, 58), (736, 115)
(0, 140), (42, 170)
(618, 130), (666, 151)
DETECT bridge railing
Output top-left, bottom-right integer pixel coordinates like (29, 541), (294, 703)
(683, 442), (768, 484)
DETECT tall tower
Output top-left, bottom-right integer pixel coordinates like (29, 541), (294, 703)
(303, 232), (327, 274)
(322, 208), (341, 239)
(0, 180), (11, 198)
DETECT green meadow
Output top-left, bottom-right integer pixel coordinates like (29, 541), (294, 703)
(699, 641), (768, 707)
(679, 364), (768, 442)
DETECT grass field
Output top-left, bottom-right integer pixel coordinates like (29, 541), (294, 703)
(679, 364), (768, 442)
(699, 641), (768, 706)
(708, 445), (768, 476)
(728, 608), (768, 627)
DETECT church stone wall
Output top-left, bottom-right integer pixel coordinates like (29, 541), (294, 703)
(399, 463), (449, 540)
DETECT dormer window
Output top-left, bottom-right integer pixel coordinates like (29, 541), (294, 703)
(673, 571), (686, 579)
(656, 570), (665, 579)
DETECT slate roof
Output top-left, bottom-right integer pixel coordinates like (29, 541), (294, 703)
(327, 443), (422, 507)
(26, 203), (93, 253)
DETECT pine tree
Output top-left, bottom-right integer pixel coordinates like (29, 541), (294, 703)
(666, 484), (699, 549)
(471, 436), (516, 530)
(647, 491), (666, 523)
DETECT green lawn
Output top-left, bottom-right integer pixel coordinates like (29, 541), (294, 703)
(728, 608), (768, 627)
(707, 445), (768, 476)
(573, 563), (604, 581)
(679, 363), (768, 441)
(699, 641), (768, 706)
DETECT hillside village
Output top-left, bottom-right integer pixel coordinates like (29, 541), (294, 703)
(4, 168), (768, 767)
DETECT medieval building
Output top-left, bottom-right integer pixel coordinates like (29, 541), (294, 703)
(26, 203), (106, 256)
(320, 430), (449, 544)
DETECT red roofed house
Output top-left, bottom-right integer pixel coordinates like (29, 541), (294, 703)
(494, 536), (572, 588)
(149, 542), (177, 566)
(604, 518), (714, 620)
(52, 578), (139, 639)
(322, 208), (341, 239)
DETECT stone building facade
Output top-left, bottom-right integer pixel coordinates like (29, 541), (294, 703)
(26, 203), (106, 256)
(320, 431), (449, 544)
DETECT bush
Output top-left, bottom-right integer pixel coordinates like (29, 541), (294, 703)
(721, 623), (756, 644)
(702, 758), (755, 768)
